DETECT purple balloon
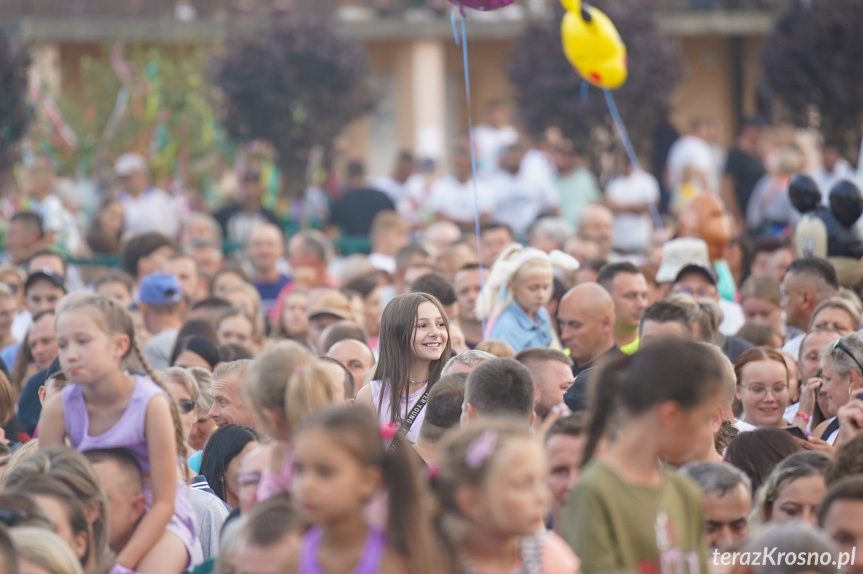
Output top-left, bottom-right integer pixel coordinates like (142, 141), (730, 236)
(452, 0), (516, 11)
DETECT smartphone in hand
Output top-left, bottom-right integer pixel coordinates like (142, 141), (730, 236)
(783, 425), (808, 440)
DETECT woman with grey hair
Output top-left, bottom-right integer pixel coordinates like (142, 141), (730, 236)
(813, 332), (863, 445)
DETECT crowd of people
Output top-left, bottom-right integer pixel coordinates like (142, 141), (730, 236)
(1, 103), (863, 574)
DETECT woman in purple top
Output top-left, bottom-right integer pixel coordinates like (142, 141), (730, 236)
(39, 295), (194, 574)
(287, 407), (439, 574)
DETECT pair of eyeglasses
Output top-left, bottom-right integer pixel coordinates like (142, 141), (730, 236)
(178, 399), (197, 414)
(833, 340), (863, 375)
(740, 384), (789, 399)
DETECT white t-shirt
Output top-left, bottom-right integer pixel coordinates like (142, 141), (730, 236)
(718, 299), (745, 337)
(121, 188), (180, 238)
(34, 195), (82, 255)
(372, 173), (425, 206)
(424, 175), (495, 225)
(475, 124), (519, 174)
(666, 135), (720, 194)
(490, 169), (559, 237)
(368, 252), (396, 275)
(732, 418), (758, 434)
(816, 158), (856, 206)
(782, 333), (805, 360)
(605, 169), (659, 252)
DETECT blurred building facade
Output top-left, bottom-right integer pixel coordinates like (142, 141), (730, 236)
(1, 0), (789, 177)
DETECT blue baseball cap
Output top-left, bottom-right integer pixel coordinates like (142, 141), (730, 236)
(139, 273), (183, 305)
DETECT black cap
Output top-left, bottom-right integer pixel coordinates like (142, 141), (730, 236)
(24, 270), (67, 294)
(674, 263), (718, 287)
(45, 357), (64, 380)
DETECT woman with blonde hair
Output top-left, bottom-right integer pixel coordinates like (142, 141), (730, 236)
(11, 526), (84, 574)
(808, 298), (861, 336)
(3, 446), (115, 574)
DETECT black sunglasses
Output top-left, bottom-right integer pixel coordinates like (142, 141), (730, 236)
(0, 508), (52, 529)
(178, 399), (197, 414)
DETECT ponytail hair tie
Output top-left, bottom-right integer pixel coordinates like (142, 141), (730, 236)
(465, 429), (498, 469)
(427, 463), (439, 481)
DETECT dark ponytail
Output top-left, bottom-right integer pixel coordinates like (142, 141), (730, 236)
(581, 357), (627, 467)
(582, 339), (726, 467)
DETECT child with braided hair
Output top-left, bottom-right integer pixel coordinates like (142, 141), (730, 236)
(39, 294), (195, 574)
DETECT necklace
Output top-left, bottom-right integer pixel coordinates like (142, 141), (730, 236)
(409, 379), (429, 385)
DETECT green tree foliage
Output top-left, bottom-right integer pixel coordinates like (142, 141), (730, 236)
(762, 0), (863, 161)
(209, 18), (371, 198)
(0, 31), (32, 176)
(54, 45), (224, 189)
(508, 0), (682, 172)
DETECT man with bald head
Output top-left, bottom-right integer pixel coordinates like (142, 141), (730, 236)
(558, 283), (621, 411)
(326, 339), (376, 395)
(577, 204), (614, 259)
(245, 223), (289, 313)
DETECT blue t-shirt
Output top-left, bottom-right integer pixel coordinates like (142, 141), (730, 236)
(254, 275), (290, 313)
(188, 450), (203, 473)
(490, 302), (554, 353)
(0, 343), (21, 373)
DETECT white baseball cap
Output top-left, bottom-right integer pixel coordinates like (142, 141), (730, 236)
(655, 238), (711, 284)
(114, 152), (147, 177)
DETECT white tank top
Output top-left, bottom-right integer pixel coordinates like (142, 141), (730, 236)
(369, 379), (428, 444)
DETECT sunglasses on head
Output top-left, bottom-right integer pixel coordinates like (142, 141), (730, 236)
(178, 399), (197, 414)
(833, 339), (863, 375)
(0, 508), (53, 530)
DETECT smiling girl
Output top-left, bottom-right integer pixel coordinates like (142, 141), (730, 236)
(356, 293), (451, 444)
(735, 347), (791, 429)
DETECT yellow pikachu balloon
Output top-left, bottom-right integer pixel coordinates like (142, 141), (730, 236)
(561, 0), (628, 90)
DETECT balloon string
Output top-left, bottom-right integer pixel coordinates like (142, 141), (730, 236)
(451, 7), (487, 336)
(603, 88), (664, 231)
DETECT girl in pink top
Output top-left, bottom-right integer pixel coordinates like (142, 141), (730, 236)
(356, 293), (451, 443)
(430, 418), (581, 574)
(39, 295), (193, 574)
(243, 341), (336, 502)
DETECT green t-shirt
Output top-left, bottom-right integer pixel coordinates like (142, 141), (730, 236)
(560, 460), (708, 574)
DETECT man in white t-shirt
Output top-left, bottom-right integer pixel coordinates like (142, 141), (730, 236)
(115, 152), (180, 239)
(23, 156), (82, 256)
(816, 142), (857, 206)
(474, 100), (519, 175)
(665, 118), (720, 195)
(425, 140), (495, 227)
(490, 142), (560, 238)
(372, 150), (425, 206)
(605, 154), (660, 254)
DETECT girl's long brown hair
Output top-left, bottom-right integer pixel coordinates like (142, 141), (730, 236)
(373, 293), (451, 425)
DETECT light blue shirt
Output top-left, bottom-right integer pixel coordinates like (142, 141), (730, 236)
(0, 342), (21, 372)
(188, 450), (203, 474)
(490, 302), (554, 353)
